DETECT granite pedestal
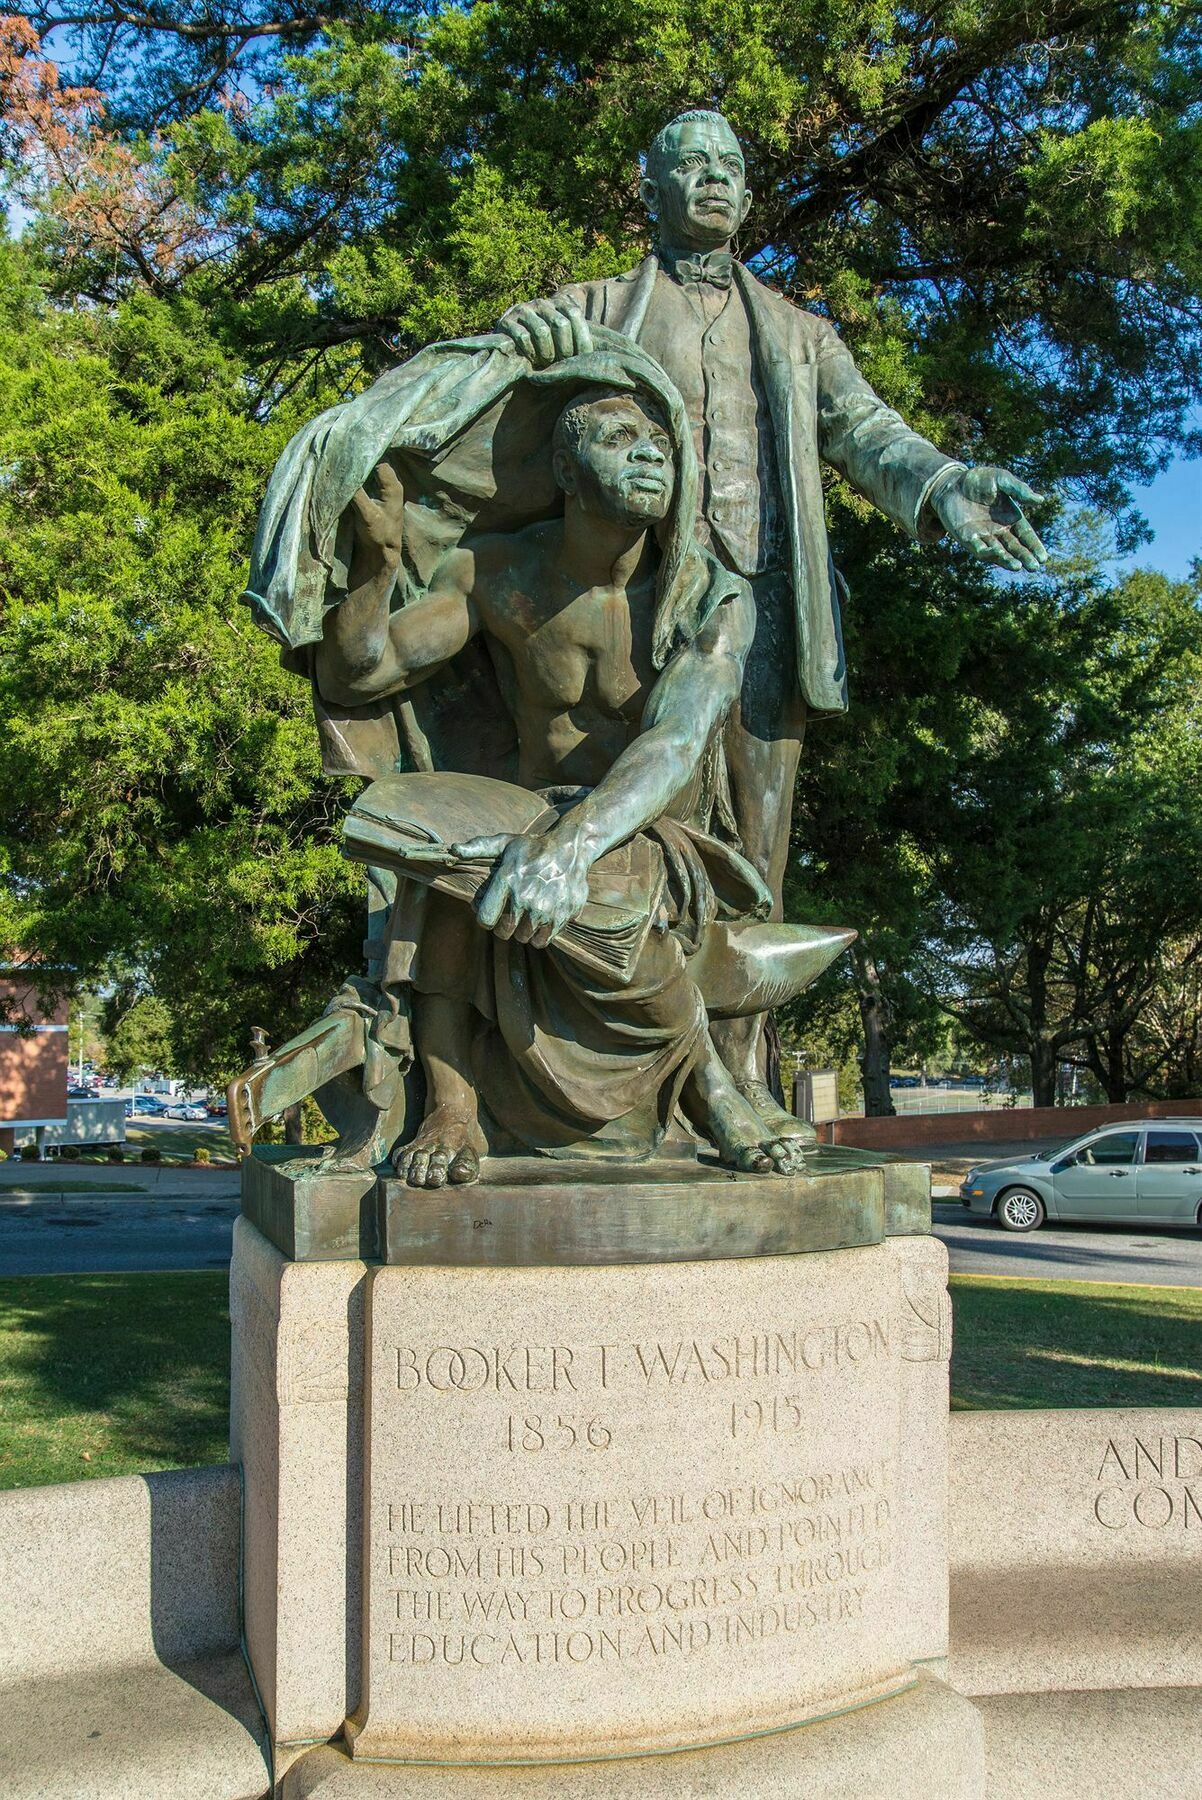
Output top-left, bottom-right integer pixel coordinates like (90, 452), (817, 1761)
(232, 1148), (982, 1794)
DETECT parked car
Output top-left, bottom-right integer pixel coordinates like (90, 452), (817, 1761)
(206, 1098), (228, 1117)
(960, 1120), (1202, 1231)
(130, 1095), (173, 1116)
(165, 1102), (209, 1122)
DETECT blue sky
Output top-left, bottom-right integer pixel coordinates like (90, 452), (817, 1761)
(1118, 454), (1201, 580)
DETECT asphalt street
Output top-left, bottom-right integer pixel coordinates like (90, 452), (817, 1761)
(2, 1156), (1200, 1284)
(0, 1160), (239, 1274)
(932, 1201), (1202, 1287)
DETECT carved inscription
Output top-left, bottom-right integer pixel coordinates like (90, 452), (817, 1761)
(1092, 1434), (1202, 1530)
(898, 1269), (953, 1364)
(384, 1465), (894, 1669)
(229, 1265), (280, 1412)
(394, 1316), (894, 1409)
(377, 1314), (898, 1675)
(278, 1321), (349, 1404)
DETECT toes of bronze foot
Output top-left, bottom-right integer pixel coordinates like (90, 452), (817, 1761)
(449, 1147), (481, 1184)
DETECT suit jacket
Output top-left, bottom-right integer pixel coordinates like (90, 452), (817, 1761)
(558, 256), (963, 715)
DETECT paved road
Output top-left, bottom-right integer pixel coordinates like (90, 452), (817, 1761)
(0, 1161), (239, 1275)
(933, 1201), (1202, 1286)
(3, 1153), (1201, 1284)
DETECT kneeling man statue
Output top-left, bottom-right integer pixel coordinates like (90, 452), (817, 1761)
(235, 329), (853, 1182)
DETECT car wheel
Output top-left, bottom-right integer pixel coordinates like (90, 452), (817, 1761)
(997, 1187), (1046, 1233)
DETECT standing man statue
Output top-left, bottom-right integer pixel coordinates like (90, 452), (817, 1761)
(500, 108), (1047, 1144)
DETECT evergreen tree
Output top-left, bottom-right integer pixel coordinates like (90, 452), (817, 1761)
(2, 1), (1199, 1090)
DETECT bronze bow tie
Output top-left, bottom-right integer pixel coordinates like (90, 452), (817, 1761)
(667, 250), (733, 289)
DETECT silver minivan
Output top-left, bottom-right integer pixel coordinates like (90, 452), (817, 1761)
(959, 1120), (1202, 1232)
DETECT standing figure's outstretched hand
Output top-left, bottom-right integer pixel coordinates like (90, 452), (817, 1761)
(932, 467), (1049, 573)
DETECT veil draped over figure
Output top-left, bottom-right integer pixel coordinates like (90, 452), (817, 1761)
(236, 326), (759, 1159)
(241, 324), (733, 841)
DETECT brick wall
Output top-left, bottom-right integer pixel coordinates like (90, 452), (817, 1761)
(0, 978), (68, 1127)
(817, 1098), (1202, 1151)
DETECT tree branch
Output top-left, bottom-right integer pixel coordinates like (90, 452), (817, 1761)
(31, 5), (339, 43)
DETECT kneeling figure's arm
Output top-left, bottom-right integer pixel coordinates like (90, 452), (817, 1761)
(466, 585), (754, 947)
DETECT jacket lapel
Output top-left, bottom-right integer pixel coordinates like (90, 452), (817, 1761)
(607, 254), (660, 339)
(734, 262), (807, 606)
(733, 265), (796, 479)
(733, 266), (848, 713)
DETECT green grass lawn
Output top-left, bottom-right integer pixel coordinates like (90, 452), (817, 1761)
(10, 1121), (240, 1167)
(0, 1272), (230, 1489)
(124, 1122), (238, 1161)
(949, 1274), (1202, 1410)
(0, 1270), (1199, 1490)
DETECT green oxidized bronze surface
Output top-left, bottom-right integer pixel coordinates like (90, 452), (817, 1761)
(241, 1143), (930, 1265)
(230, 108), (1044, 1223)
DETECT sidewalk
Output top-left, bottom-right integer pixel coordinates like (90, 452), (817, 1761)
(0, 1158), (239, 1203)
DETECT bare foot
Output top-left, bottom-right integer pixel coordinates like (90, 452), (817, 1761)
(393, 1104), (485, 1189)
(737, 1079), (817, 1146)
(706, 1085), (808, 1177)
(275, 1141), (376, 1178)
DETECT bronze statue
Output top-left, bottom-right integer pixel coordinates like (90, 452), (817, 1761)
(500, 108), (1048, 1144)
(232, 115), (1046, 1190)
(236, 334), (851, 1180)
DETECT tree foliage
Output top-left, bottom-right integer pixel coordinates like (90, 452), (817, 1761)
(937, 566), (1202, 1102)
(103, 992), (174, 1082)
(15, 1), (1199, 500)
(0, 238), (363, 1077)
(2, 0), (1200, 1091)
(787, 554), (1202, 1106)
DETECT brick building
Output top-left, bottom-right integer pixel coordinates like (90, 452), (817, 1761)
(0, 966), (68, 1156)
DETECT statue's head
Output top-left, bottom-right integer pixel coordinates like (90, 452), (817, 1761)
(552, 388), (675, 528)
(640, 109), (751, 251)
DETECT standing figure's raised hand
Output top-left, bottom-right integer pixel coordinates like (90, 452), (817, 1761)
(932, 467), (1049, 573)
(497, 296), (593, 367)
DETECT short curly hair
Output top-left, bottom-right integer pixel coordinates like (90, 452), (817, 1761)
(644, 109), (741, 185)
(551, 386), (668, 466)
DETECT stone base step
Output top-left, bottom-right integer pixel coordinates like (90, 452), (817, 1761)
(281, 1673), (984, 1799)
(977, 1687), (1202, 1799)
(0, 1652), (269, 1800)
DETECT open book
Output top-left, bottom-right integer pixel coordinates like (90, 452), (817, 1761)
(343, 773), (667, 985)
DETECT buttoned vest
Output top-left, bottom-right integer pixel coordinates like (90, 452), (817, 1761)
(635, 271), (783, 577)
